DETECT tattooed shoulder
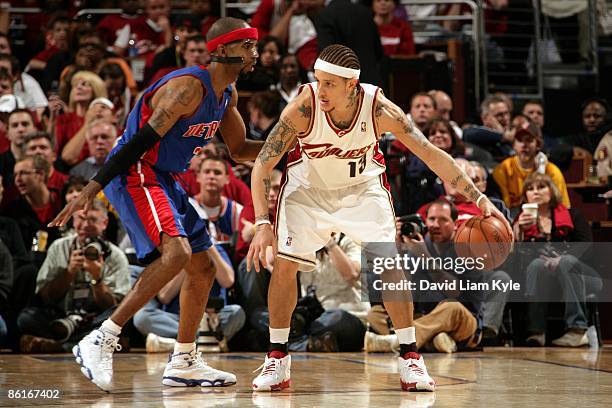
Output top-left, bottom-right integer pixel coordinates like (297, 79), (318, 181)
(298, 102), (312, 119)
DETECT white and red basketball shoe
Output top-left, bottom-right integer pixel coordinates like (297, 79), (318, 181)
(399, 352), (436, 392)
(252, 352), (291, 391)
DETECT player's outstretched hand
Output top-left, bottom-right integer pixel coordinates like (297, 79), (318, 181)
(247, 224), (276, 273)
(48, 181), (102, 227)
(477, 195), (514, 242)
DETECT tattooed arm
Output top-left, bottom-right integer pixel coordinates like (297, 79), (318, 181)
(374, 93), (497, 216)
(49, 76), (205, 227)
(246, 89), (312, 271)
(220, 86), (264, 162)
(148, 76), (204, 136)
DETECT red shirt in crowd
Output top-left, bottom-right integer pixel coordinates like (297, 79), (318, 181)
(417, 195), (481, 228)
(377, 17), (415, 56)
(47, 169), (68, 196)
(32, 45), (61, 63)
(251, 0), (318, 69)
(55, 112), (88, 163)
(177, 166), (253, 208)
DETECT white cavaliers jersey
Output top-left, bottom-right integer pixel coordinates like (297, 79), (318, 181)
(286, 82), (386, 189)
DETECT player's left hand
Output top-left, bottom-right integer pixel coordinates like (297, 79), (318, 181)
(246, 224), (277, 273)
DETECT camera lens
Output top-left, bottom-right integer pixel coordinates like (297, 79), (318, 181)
(83, 243), (101, 260)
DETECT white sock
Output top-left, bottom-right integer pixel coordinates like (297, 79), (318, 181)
(101, 319), (122, 336)
(396, 327), (416, 345)
(269, 328), (290, 344)
(174, 341), (196, 354)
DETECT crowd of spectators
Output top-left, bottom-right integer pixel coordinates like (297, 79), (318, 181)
(0, 0), (609, 353)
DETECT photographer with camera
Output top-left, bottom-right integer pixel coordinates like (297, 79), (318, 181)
(17, 199), (130, 353)
(367, 200), (484, 354)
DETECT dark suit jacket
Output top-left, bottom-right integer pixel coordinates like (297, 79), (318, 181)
(315, 0), (385, 86)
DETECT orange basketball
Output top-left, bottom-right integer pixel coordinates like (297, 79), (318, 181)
(453, 215), (513, 270)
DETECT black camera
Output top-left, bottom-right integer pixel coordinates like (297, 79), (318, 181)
(291, 285), (325, 337)
(399, 214), (427, 238)
(82, 236), (110, 260)
(50, 311), (87, 342)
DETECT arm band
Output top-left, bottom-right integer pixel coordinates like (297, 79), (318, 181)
(92, 123), (162, 187)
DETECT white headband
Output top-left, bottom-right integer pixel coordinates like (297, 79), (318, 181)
(314, 58), (360, 79)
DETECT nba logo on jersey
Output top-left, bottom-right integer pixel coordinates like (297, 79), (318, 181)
(286, 237), (292, 246)
(183, 121), (220, 139)
(361, 122), (366, 132)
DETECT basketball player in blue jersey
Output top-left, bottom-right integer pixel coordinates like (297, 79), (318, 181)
(247, 45), (512, 392)
(48, 17), (263, 392)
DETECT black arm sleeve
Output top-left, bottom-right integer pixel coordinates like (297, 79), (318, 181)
(92, 123), (162, 187)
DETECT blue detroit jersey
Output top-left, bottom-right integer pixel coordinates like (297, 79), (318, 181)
(109, 66), (232, 174)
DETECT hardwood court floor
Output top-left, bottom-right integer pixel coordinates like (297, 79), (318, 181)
(1, 347), (611, 407)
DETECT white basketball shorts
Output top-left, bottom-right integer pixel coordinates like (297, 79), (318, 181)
(275, 173), (397, 268)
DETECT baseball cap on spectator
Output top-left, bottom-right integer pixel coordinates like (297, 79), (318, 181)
(89, 97), (114, 110)
(514, 120), (543, 148)
(0, 94), (25, 112)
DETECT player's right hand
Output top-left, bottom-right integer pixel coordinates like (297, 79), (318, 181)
(48, 181), (101, 227)
(247, 224), (276, 273)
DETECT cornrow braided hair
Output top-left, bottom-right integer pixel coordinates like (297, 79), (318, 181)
(318, 44), (360, 70)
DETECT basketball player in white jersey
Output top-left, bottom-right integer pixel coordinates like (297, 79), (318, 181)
(247, 44), (511, 392)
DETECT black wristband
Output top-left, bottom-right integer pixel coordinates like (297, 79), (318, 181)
(92, 123), (162, 187)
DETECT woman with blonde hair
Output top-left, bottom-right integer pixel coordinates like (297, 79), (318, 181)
(48, 70), (108, 168)
(514, 173), (601, 347)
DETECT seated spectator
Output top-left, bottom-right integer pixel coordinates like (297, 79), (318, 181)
(26, 14), (70, 74)
(178, 142), (253, 207)
(251, 0), (322, 71)
(189, 156), (244, 255)
(0, 54), (48, 118)
(50, 72), (108, 168)
(594, 130), (612, 178)
(149, 24), (200, 83)
(248, 91), (282, 141)
(272, 54), (307, 109)
(514, 173), (601, 347)
(99, 63), (133, 128)
(61, 98), (115, 170)
(428, 89), (462, 138)
(23, 132), (68, 196)
(17, 200), (130, 352)
(108, 0), (173, 58)
(398, 118), (462, 215)
(236, 36), (284, 92)
(6, 155), (62, 264)
(149, 35), (211, 84)
(521, 99), (558, 151)
(565, 97), (612, 155)
(0, 109), (37, 207)
(493, 118), (570, 211)
(50, 30), (137, 97)
(69, 119), (118, 180)
(96, 0), (144, 50)
(373, 0), (415, 57)
(409, 92), (436, 132)
(389, 92), (437, 193)
(463, 94), (514, 159)
(133, 245), (245, 353)
(367, 200), (484, 353)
